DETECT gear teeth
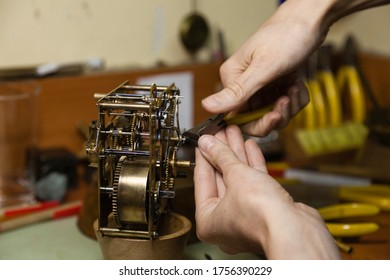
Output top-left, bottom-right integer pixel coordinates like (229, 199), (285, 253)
(112, 159), (123, 226)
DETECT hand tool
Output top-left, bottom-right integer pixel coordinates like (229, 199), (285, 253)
(342, 35), (390, 146)
(293, 42), (369, 156)
(183, 104), (274, 145)
(183, 75), (296, 144)
(303, 51), (327, 129)
(318, 203), (380, 238)
(339, 184), (390, 211)
(336, 36), (366, 123)
(316, 44), (344, 127)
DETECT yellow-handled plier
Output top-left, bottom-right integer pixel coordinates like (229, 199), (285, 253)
(318, 203), (380, 238)
(316, 45), (344, 127)
(183, 104), (273, 145)
(182, 76), (295, 144)
(339, 184), (390, 212)
(303, 51), (328, 129)
(335, 36), (366, 123)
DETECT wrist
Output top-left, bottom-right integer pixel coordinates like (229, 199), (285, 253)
(257, 200), (341, 259)
(273, 0), (338, 50)
(283, 0), (390, 28)
(242, 184), (294, 256)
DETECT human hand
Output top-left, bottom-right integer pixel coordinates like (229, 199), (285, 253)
(203, 0), (390, 136)
(194, 125), (340, 259)
(202, 0), (332, 136)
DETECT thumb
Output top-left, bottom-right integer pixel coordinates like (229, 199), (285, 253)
(202, 86), (247, 114)
(198, 135), (240, 174)
(202, 63), (272, 114)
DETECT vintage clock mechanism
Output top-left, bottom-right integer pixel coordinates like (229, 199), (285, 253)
(86, 82), (191, 240)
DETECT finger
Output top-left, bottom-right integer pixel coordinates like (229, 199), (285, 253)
(288, 79), (309, 116)
(240, 110), (282, 137)
(197, 134), (241, 176)
(225, 125), (248, 164)
(271, 79), (309, 128)
(215, 171), (226, 198)
(272, 95), (291, 128)
(240, 79), (309, 136)
(214, 128), (228, 145)
(197, 135), (235, 198)
(245, 139), (268, 173)
(200, 130), (228, 198)
(202, 63), (271, 114)
(194, 147), (219, 206)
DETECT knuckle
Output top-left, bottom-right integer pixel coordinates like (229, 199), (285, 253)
(226, 80), (246, 101)
(219, 61), (229, 77)
(214, 151), (239, 172)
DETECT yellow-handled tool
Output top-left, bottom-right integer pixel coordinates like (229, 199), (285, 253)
(318, 202), (380, 220)
(318, 203), (380, 238)
(316, 45), (343, 127)
(337, 65), (366, 123)
(183, 76), (296, 144)
(336, 36), (366, 123)
(183, 105), (274, 145)
(183, 76), (301, 144)
(339, 185), (390, 212)
(301, 52), (327, 129)
(325, 223), (379, 238)
(305, 79), (327, 129)
(224, 104), (274, 126)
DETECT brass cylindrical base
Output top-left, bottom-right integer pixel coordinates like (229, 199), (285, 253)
(94, 212), (192, 260)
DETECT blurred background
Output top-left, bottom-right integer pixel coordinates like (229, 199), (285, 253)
(0, 0), (389, 69)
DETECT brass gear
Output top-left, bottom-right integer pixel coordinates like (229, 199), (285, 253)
(111, 157), (149, 227)
(112, 156), (124, 226)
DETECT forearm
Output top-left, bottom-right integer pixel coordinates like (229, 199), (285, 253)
(256, 200), (341, 260)
(282, 0), (390, 32)
(329, 0), (390, 21)
(260, 0), (387, 65)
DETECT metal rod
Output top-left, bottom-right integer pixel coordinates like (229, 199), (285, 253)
(121, 85), (170, 92)
(94, 93), (147, 100)
(100, 186), (114, 193)
(98, 102), (150, 110)
(98, 130), (150, 137)
(104, 149), (150, 156)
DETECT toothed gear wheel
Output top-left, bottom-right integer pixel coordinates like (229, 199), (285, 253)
(111, 157), (149, 227)
(112, 157), (124, 226)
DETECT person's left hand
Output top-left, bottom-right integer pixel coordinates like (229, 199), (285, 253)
(194, 125), (340, 259)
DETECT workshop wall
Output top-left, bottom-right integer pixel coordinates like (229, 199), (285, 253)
(0, 0), (389, 70)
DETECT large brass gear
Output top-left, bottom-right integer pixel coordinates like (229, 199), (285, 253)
(112, 156), (149, 227)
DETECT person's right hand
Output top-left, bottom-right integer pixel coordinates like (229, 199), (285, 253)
(203, 0), (390, 137)
(202, 0), (335, 137)
(194, 125), (340, 259)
